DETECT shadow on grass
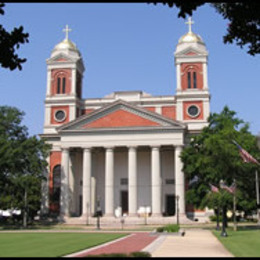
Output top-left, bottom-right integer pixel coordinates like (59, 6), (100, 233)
(0, 219), (60, 230)
(236, 225), (260, 231)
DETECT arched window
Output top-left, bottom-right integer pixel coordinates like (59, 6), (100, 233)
(56, 74), (66, 94)
(187, 70), (197, 89)
(52, 165), (61, 203)
(193, 72), (197, 89)
(62, 77), (66, 93)
(57, 77), (61, 94)
(187, 72), (191, 89)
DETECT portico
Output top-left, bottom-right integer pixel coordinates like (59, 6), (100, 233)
(59, 143), (185, 221)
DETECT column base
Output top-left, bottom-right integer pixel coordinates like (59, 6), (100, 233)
(103, 213), (114, 218)
(151, 213), (163, 218)
(128, 213), (139, 217)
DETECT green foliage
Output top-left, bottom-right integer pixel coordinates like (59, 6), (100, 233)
(156, 224), (180, 233)
(0, 106), (51, 223)
(181, 106), (260, 214)
(129, 251), (151, 257)
(0, 3), (29, 70)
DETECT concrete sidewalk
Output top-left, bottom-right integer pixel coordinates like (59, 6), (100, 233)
(146, 229), (233, 257)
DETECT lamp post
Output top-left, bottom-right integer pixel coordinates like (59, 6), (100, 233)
(219, 180), (228, 237)
(216, 207), (220, 231)
(221, 206), (228, 237)
(176, 195), (179, 226)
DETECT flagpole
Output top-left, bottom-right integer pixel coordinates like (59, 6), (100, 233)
(255, 170), (260, 225)
(233, 179), (237, 231)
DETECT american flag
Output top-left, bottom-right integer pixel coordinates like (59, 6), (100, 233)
(220, 181), (236, 194)
(232, 140), (260, 165)
(210, 183), (219, 193)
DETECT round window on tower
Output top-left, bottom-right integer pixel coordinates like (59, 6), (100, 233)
(187, 105), (200, 118)
(55, 110), (66, 122)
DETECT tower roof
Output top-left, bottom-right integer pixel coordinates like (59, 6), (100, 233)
(54, 38), (78, 52)
(177, 17), (204, 45)
(178, 31), (204, 44)
(50, 25), (82, 59)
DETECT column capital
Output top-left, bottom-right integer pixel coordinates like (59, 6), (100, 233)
(151, 145), (161, 150)
(175, 145), (184, 150)
(82, 146), (92, 151)
(128, 145), (138, 150)
(105, 146), (115, 151)
(61, 147), (70, 153)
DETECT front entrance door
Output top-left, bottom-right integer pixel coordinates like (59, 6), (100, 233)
(166, 194), (175, 216)
(121, 191), (128, 215)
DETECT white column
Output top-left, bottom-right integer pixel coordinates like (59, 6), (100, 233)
(44, 106), (51, 127)
(203, 62), (209, 90)
(175, 146), (185, 215)
(46, 69), (51, 96)
(71, 68), (77, 96)
(128, 146), (137, 216)
(176, 63), (181, 91)
(60, 148), (70, 217)
(82, 147), (92, 217)
(105, 147), (114, 216)
(151, 146), (162, 216)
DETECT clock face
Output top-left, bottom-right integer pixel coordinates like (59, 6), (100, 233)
(55, 110), (66, 122)
(187, 105), (200, 118)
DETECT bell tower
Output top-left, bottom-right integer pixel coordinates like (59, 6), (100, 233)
(44, 25), (85, 134)
(174, 17), (210, 132)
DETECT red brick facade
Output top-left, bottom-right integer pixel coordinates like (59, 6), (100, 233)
(183, 101), (204, 120)
(162, 106), (176, 120)
(49, 151), (61, 213)
(181, 63), (203, 90)
(83, 109), (160, 128)
(51, 69), (72, 95)
(51, 106), (70, 124)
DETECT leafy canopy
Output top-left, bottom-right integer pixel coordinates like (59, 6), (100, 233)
(181, 106), (260, 212)
(0, 3), (29, 71)
(0, 106), (51, 219)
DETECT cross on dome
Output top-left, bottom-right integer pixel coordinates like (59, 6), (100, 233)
(63, 25), (72, 40)
(185, 17), (194, 33)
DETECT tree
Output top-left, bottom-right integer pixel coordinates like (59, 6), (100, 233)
(0, 106), (51, 226)
(151, 1), (260, 56)
(0, 3), (29, 71)
(181, 106), (260, 218)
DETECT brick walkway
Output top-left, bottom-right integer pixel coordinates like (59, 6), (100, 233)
(67, 232), (158, 257)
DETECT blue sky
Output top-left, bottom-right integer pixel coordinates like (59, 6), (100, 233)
(0, 3), (259, 136)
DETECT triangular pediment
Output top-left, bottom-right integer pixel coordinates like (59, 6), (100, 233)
(46, 53), (75, 64)
(57, 100), (186, 132)
(176, 46), (208, 57)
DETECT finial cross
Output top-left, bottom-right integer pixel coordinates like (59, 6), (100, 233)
(63, 25), (72, 40)
(185, 17), (194, 33)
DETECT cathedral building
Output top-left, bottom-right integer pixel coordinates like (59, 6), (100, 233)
(40, 19), (211, 224)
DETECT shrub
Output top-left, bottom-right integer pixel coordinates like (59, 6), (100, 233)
(129, 251), (151, 257)
(156, 224), (179, 233)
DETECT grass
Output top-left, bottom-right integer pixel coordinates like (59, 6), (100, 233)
(0, 232), (127, 257)
(213, 227), (260, 257)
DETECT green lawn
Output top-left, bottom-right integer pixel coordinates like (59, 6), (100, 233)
(0, 232), (127, 257)
(213, 228), (260, 257)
